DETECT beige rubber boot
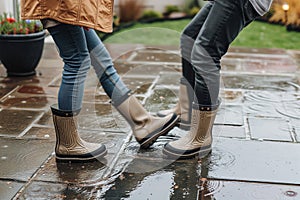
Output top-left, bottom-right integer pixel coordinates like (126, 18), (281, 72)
(51, 105), (107, 161)
(163, 105), (219, 159)
(116, 95), (179, 148)
(157, 81), (192, 130)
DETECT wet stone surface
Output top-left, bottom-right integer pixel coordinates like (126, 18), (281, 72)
(79, 103), (130, 132)
(120, 64), (175, 77)
(0, 43), (299, 199)
(221, 90), (244, 104)
(222, 74), (298, 91)
(131, 50), (181, 64)
(0, 109), (42, 137)
(198, 179), (300, 200)
(213, 125), (246, 139)
(18, 181), (95, 200)
(22, 127), (56, 141)
(35, 103), (131, 133)
(0, 138), (53, 181)
(121, 77), (155, 94)
(221, 58), (298, 73)
(1, 96), (53, 109)
(0, 180), (24, 200)
(228, 47), (288, 55)
(156, 71), (181, 86)
(35, 109), (53, 127)
(34, 156), (108, 184)
(291, 119), (300, 141)
(248, 117), (292, 142)
(243, 90), (299, 118)
(0, 85), (15, 99)
(144, 88), (179, 114)
(31, 129), (129, 183)
(215, 104), (244, 126)
(207, 137), (300, 185)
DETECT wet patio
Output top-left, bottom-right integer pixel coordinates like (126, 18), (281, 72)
(0, 38), (300, 199)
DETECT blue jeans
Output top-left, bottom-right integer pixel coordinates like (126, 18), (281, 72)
(47, 24), (130, 111)
(180, 0), (259, 108)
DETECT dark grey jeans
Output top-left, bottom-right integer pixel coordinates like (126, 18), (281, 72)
(180, 0), (260, 109)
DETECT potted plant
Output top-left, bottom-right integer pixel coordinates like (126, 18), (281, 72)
(0, 13), (45, 76)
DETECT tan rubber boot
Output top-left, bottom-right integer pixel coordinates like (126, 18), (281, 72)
(51, 105), (107, 161)
(163, 104), (219, 159)
(116, 95), (179, 148)
(157, 81), (192, 130)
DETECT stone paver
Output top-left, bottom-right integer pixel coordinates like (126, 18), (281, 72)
(0, 41), (299, 199)
(0, 181), (24, 200)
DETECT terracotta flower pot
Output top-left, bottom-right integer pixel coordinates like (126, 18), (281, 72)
(0, 30), (46, 77)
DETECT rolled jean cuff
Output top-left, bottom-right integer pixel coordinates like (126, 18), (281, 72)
(192, 98), (221, 111)
(111, 90), (132, 107)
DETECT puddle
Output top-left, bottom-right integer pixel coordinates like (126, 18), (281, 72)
(200, 148), (236, 172)
(198, 178), (224, 198)
(102, 160), (199, 200)
(17, 181), (95, 200)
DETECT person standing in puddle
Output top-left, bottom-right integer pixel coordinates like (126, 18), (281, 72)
(160, 0), (274, 159)
(20, 0), (178, 162)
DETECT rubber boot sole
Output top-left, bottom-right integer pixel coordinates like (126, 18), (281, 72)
(55, 146), (107, 162)
(163, 144), (212, 160)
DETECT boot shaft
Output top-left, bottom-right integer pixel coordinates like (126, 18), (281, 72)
(189, 108), (218, 144)
(115, 95), (150, 128)
(51, 105), (83, 151)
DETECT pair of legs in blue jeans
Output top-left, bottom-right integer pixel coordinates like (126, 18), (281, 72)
(48, 24), (130, 111)
(48, 23), (179, 161)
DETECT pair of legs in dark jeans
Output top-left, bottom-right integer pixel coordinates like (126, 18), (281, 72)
(163, 0), (260, 158)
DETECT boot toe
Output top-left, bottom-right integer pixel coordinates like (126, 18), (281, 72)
(139, 113), (179, 149)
